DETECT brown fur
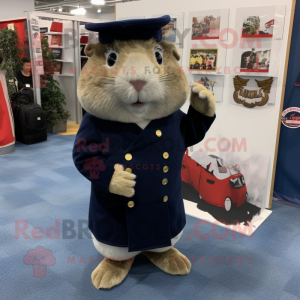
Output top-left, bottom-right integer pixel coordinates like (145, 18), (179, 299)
(108, 168), (136, 197)
(142, 247), (191, 275)
(78, 38), (215, 290)
(91, 257), (135, 289)
(77, 39), (189, 123)
(190, 82), (216, 117)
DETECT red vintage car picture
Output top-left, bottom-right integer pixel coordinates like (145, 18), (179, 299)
(182, 149), (247, 211)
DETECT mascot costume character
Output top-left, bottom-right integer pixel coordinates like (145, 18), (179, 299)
(73, 15), (216, 289)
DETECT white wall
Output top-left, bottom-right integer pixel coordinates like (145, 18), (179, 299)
(116, 0), (294, 209)
(83, 12), (115, 21)
(98, 13), (115, 21)
(0, 0), (34, 20)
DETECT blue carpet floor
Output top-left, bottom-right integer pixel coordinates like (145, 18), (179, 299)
(0, 134), (300, 300)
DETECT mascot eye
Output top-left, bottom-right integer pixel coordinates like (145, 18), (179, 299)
(155, 52), (163, 65)
(107, 53), (117, 67)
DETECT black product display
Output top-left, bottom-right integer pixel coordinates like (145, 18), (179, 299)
(11, 97), (47, 145)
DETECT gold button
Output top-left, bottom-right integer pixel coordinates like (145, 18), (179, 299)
(128, 201), (134, 208)
(125, 168), (132, 173)
(163, 196), (168, 202)
(162, 178), (168, 185)
(125, 153), (132, 161)
(163, 166), (169, 173)
(156, 130), (162, 137)
(163, 152), (169, 159)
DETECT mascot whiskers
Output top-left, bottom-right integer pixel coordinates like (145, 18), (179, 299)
(73, 15), (216, 289)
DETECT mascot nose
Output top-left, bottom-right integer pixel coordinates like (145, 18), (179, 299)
(130, 80), (146, 92)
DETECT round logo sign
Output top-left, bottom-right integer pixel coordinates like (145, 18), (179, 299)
(281, 107), (300, 129)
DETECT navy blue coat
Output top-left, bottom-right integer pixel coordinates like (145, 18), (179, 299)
(73, 105), (216, 252)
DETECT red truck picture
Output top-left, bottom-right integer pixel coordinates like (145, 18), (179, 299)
(182, 149), (247, 211)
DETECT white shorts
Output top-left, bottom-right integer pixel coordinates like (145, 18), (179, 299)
(92, 230), (183, 261)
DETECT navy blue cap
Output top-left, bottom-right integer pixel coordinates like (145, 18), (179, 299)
(85, 15), (171, 44)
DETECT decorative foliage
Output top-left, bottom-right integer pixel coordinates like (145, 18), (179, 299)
(0, 27), (23, 95)
(40, 36), (70, 127)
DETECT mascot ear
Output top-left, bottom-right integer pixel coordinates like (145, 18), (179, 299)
(172, 47), (181, 61)
(160, 41), (181, 61)
(84, 43), (95, 57)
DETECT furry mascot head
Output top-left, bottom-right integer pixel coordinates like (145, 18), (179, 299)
(73, 15), (216, 289)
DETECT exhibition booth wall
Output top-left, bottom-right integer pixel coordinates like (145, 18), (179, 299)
(116, 0), (295, 231)
(274, 0), (300, 205)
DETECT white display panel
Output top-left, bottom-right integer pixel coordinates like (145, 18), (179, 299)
(115, 0), (294, 212)
(233, 6), (286, 77)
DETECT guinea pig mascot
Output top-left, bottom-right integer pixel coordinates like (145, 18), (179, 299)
(73, 15), (216, 289)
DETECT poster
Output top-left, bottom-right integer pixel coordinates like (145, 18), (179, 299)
(182, 149), (271, 234)
(240, 48), (271, 73)
(30, 14), (44, 75)
(191, 74), (224, 102)
(191, 15), (221, 39)
(242, 16), (274, 37)
(189, 48), (218, 71)
(161, 18), (177, 43)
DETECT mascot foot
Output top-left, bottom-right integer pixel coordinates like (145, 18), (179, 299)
(91, 256), (135, 289)
(142, 247), (191, 275)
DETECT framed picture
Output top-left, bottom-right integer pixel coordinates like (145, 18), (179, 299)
(242, 16), (274, 37)
(191, 15), (221, 39)
(161, 18), (177, 43)
(192, 74), (225, 102)
(189, 48), (218, 72)
(152, 13), (185, 65)
(240, 48), (271, 73)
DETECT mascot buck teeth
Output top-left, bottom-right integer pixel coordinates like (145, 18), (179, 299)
(73, 15), (216, 289)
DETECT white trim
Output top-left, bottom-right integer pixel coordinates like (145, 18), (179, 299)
(0, 17), (27, 22)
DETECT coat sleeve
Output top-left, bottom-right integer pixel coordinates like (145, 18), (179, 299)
(72, 114), (116, 194)
(179, 105), (216, 148)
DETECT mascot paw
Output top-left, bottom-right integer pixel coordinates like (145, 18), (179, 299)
(109, 165), (136, 197)
(190, 81), (216, 117)
(142, 247), (191, 275)
(91, 257), (135, 289)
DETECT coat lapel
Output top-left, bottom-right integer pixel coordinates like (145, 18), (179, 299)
(121, 118), (163, 153)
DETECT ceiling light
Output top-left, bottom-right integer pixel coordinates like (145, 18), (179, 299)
(70, 7), (86, 15)
(58, 8), (62, 12)
(91, 0), (105, 5)
(97, 9), (101, 13)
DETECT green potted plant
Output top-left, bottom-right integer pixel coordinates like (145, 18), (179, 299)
(40, 35), (70, 134)
(0, 27), (23, 95)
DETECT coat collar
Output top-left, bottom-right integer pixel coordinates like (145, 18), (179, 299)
(121, 117), (164, 152)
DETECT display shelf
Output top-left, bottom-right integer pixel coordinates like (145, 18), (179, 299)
(241, 34), (273, 38)
(53, 74), (74, 77)
(45, 32), (68, 35)
(49, 46), (64, 49)
(54, 59), (72, 62)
